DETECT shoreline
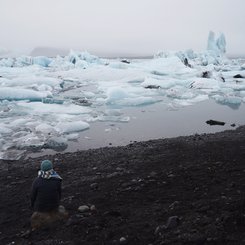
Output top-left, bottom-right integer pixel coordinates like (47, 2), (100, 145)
(20, 99), (245, 161)
(1, 125), (245, 244)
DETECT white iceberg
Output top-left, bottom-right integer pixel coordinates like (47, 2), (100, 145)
(207, 31), (226, 55)
(35, 123), (56, 134)
(33, 56), (52, 67)
(56, 121), (90, 133)
(0, 76), (61, 88)
(104, 86), (161, 106)
(67, 50), (105, 66)
(0, 88), (51, 101)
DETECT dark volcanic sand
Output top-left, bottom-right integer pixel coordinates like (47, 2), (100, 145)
(1, 126), (245, 245)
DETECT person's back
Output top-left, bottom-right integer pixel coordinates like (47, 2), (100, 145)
(30, 160), (67, 229)
(31, 174), (61, 212)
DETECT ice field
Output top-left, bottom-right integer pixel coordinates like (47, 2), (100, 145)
(0, 32), (245, 160)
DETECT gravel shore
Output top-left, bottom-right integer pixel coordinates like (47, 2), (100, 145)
(1, 126), (245, 244)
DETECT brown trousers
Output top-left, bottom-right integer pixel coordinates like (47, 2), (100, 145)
(31, 205), (68, 229)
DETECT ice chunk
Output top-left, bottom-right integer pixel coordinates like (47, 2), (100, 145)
(0, 76), (61, 88)
(48, 55), (74, 69)
(155, 49), (197, 61)
(33, 56), (52, 67)
(17, 101), (91, 115)
(154, 50), (179, 59)
(189, 78), (222, 90)
(14, 56), (33, 67)
(212, 94), (242, 109)
(68, 50), (104, 65)
(207, 31), (226, 55)
(56, 121), (90, 133)
(166, 86), (196, 100)
(109, 62), (129, 69)
(0, 58), (14, 67)
(10, 118), (30, 127)
(216, 33), (226, 54)
(14, 133), (44, 150)
(83, 91), (95, 98)
(65, 133), (80, 140)
(12, 131), (30, 138)
(142, 77), (181, 89)
(44, 136), (68, 151)
(134, 56), (191, 76)
(33, 84), (53, 92)
(106, 87), (129, 102)
(105, 86), (161, 106)
(1, 55), (51, 67)
(169, 94), (209, 108)
(0, 125), (12, 134)
(0, 87), (51, 101)
(35, 123), (56, 134)
(74, 60), (89, 69)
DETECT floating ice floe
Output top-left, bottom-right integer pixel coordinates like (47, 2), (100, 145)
(56, 121), (90, 134)
(0, 87), (51, 101)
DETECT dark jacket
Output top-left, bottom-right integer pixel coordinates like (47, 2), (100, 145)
(31, 176), (62, 212)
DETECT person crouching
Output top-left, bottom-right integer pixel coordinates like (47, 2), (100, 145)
(30, 160), (68, 230)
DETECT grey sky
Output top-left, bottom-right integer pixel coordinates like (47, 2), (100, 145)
(0, 0), (244, 57)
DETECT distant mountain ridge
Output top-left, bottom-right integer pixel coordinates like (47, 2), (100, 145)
(30, 47), (69, 57)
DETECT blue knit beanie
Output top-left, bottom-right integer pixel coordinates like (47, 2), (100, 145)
(41, 160), (53, 171)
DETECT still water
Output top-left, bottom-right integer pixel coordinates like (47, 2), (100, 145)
(29, 99), (245, 158)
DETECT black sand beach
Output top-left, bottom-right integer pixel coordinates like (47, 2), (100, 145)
(1, 126), (245, 244)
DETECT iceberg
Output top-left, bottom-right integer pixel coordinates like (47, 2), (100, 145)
(0, 87), (51, 101)
(207, 31), (226, 55)
(65, 133), (80, 140)
(104, 86), (161, 106)
(211, 94), (242, 106)
(35, 123), (56, 134)
(48, 55), (75, 70)
(14, 56), (32, 67)
(0, 58), (14, 67)
(0, 55), (52, 67)
(67, 50), (105, 66)
(56, 121), (90, 133)
(44, 136), (68, 151)
(15, 134), (44, 151)
(33, 56), (52, 67)
(16, 101), (92, 115)
(133, 56), (192, 76)
(142, 77), (183, 89)
(155, 31), (227, 66)
(0, 76), (61, 88)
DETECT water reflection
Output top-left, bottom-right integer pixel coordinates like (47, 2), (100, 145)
(29, 99), (245, 158)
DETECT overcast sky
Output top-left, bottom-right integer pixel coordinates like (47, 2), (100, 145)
(0, 0), (244, 57)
